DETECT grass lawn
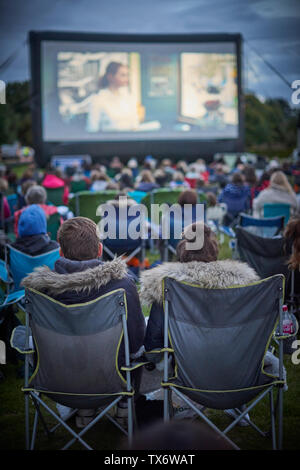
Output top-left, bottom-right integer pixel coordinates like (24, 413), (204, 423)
(1, 235), (300, 450)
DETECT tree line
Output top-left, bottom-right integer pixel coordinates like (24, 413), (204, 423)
(0, 81), (298, 158)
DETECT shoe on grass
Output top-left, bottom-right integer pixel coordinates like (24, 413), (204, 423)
(224, 408), (250, 427)
(76, 409), (96, 428)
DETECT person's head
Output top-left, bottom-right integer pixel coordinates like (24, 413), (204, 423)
(206, 192), (217, 207)
(154, 169), (167, 186)
(231, 172), (244, 186)
(139, 170), (155, 184)
(57, 217), (102, 261)
(177, 189), (198, 207)
(172, 171), (185, 182)
(21, 179), (37, 197)
(176, 222), (219, 263)
(18, 205), (47, 238)
(0, 177), (8, 193)
(25, 185), (47, 205)
(100, 62), (129, 89)
(270, 170), (294, 194)
(243, 165), (257, 186)
(90, 170), (109, 183)
(284, 217), (300, 270)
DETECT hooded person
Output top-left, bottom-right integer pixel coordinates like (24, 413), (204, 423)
(140, 222), (259, 355)
(11, 204), (59, 256)
(218, 172), (251, 225)
(21, 216), (146, 427)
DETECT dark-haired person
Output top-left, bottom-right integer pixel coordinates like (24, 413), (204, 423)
(86, 62), (140, 132)
(22, 216), (146, 427)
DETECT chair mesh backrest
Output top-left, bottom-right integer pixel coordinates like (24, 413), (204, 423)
(263, 203), (290, 225)
(164, 275), (283, 392)
(9, 247), (60, 291)
(235, 226), (290, 279)
(69, 191), (118, 221)
(26, 288), (127, 395)
(240, 214), (284, 237)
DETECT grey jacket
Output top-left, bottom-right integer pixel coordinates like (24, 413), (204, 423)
(253, 184), (299, 216)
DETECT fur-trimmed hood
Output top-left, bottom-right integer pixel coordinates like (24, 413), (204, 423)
(21, 256), (128, 296)
(139, 259), (259, 306)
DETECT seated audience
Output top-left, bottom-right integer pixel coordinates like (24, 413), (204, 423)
(140, 221), (287, 424)
(117, 168), (135, 191)
(218, 173), (250, 225)
(11, 204), (59, 256)
(14, 185), (59, 237)
(135, 170), (159, 192)
(89, 170), (110, 192)
(253, 170), (299, 217)
(169, 171), (190, 189)
(22, 217), (146, 426)
(141, 222), (259, 357)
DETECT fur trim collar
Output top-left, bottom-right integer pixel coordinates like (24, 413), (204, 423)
(139, 259), (259, 306)
(21, 257), (128, 296)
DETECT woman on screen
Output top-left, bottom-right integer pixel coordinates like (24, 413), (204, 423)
(86, 62), (139, 132)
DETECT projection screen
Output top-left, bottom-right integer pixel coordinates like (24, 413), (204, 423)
(30, 32), (243, 165)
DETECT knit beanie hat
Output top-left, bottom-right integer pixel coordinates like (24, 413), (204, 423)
(18, 204), (47, 237)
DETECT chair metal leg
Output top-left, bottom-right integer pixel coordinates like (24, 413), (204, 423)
(127, 397), (133, 446)
(278, 387), (283, 450)
(30, 408), (39, 450)
(25, 392), (30, 450)
(163, 387), (170, 422)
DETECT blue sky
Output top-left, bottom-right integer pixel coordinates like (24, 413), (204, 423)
(0, 0), (299, 105)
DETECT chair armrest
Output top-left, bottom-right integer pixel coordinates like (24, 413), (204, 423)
(10, 326), (34, 354)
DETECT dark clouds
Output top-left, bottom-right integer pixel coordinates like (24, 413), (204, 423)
(0, 0), (299, 104)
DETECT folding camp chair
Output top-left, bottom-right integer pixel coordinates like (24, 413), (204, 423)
(141, 188), (184, 217)
(8, 246), (60, 291)
(46, 212), (61, 241)
(68, 190), (118, 222)
(10, 288), (146, 450)
(161, 275), (287, 450)
(239, 213), (285, 238)
(70, 179), (88, 194)
(102, 210), (147, 281)
(235, 226), (290, 280)
(46, 187), (65, 206)
(263, 203), (291, 226)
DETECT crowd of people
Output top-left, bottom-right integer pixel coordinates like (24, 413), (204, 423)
(1, 151), (300, 448)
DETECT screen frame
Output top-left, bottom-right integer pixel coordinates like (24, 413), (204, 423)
(29, 30), (244, 167)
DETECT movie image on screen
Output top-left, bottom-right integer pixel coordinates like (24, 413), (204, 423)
(41, 41), (239, 142)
